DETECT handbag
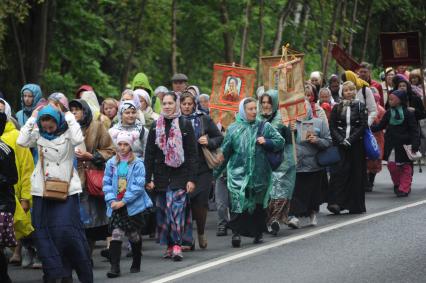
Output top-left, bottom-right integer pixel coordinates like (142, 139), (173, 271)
(316, 146), (341, 166)
(257, 121), (284, 171)
(364, 127), (380, 160)
(85, 167), (105, 197)
(201, 146), (221, 169)
(40, 146), (71, 201)
(200, 116), (222, 169)
(403, 144), (422, 161)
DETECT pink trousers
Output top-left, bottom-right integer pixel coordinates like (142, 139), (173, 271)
(387, 162), (412, 193)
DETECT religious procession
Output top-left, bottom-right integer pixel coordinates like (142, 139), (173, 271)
(1, 1), (426, 282)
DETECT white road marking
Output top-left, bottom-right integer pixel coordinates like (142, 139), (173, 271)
(146, 199), (426, 283)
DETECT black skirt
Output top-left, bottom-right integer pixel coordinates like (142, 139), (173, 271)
(289, 171), (323, 217)
(190, 171), (213, 208)
(109, 207), (146, 235)
(227, 204), (267, 238)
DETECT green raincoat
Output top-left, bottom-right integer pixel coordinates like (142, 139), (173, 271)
(215, 114), (285, 213)
(131, 72), (162, 113)
(257, 90), (296, 200)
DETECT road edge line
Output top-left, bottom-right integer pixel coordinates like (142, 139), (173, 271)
(145, 199), (426, 283)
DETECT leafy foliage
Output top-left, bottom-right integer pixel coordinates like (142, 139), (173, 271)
(0, 0), (425, 108)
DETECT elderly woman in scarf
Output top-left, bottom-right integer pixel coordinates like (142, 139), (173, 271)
(327, 81), (368, 215)
(17, 104), (93, 283)
(109, 101), (148, 159)
(121, 89), (146, 126)
(134, 89), (159, 128)
(257, 90), (295, 236)
(197, 94), (210, 115)
(69, 99), (115, 261)
(342, 70), (377, 126)
(144, 92), (198, 261)
(180, 91), (223, 249)
(287, 100), (332, 228)
(215, 97), (284, 247)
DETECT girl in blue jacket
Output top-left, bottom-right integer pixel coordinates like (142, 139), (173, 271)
(103, 131), (153, 278)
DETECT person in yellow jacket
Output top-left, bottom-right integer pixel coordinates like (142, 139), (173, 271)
(0, 98), (35, 267)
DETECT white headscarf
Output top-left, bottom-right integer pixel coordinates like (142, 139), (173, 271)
(0, 98), (12, 121)
(134, 89), (151, 107)
(81, 90), (101, 117)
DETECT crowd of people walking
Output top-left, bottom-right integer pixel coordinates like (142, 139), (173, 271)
(0, 64), (425, 282)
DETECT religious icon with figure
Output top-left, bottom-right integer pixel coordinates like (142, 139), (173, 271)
(222, 76), (241, 102)
(392, 39), (408, 58)
(209, 64), (256, 129)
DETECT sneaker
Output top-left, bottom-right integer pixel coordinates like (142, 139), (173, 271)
(216, 225), (227, 237)
(172, 245), (183, 261)
(21, 247), (34, 268)
(270, 220), (280, 236)
(163, 246), (173, 259)
(309, 213), (318, 226)
(287, 217), (300, 229)
(31, 255), (43, 269)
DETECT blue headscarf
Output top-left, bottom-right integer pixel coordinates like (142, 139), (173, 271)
(20, 84), (43, 113)
(37, 105), (68, 140)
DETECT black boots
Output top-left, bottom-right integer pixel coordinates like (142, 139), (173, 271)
(130, 240), (142, 273)
(107, 240), (122, 278)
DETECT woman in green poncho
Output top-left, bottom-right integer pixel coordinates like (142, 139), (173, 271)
(215, 97), (284, 247)
(257, 90), (296, 236)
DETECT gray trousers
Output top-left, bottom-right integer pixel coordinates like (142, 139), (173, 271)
(215, 176), (230, 227)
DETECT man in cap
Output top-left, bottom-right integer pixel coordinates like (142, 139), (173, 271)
(171, 73), (188, 94)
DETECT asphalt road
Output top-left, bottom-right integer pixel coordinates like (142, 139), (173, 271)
(9, 167), (426, 283)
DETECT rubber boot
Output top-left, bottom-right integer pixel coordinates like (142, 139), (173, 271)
(106, 240), (122, 278)
(129, 240), (142, 273)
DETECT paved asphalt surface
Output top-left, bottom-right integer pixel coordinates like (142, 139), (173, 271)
(9, 167), (426, 283)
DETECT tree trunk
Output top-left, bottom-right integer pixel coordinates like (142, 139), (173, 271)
(329, 0), (340, 41)
(361, 1), (373, 62)
(316, 0), (324, 70)
(171, 0), (178, 74)
(348, 0), (358, 56)
(336, 0), (347, 74)
(219, 0), (234, 63)
(239, 0), (251, 66)
(323, 0), (340, 77)
(301, 1), (311, 50)
(337, 0), (347, 49)
(10, 17), (26, 85)
(257, 0), (264, 86)
(121, 0), (147, 89)
(272, 0), (297, 56)
(35, 0), (49, 83)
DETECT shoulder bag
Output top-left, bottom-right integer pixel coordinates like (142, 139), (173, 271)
(257, 121), (284, 171)
(200, 116), (222, 169)
(40, 146), (71, 201)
